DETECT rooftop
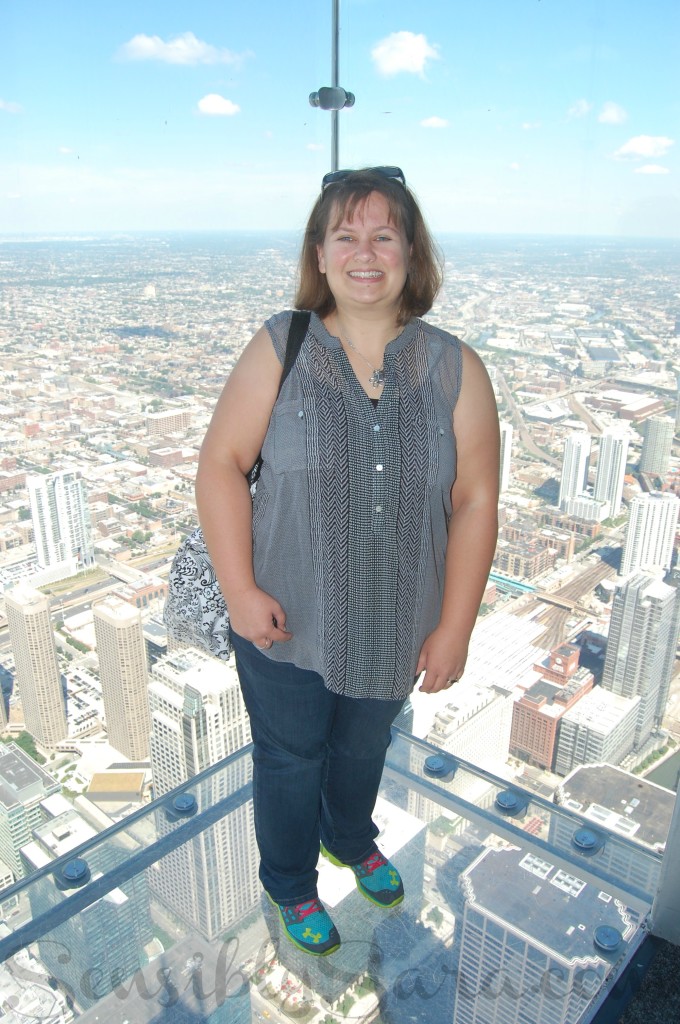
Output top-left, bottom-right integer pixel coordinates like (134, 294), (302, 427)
(0, 744), (60, 811)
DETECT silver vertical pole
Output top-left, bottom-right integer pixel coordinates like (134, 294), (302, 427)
(309, 0), (354, 165)
(331, 0), (340, 170)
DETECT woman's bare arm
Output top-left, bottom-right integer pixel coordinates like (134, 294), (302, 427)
(195, 326), (293, 646)
(417, 343), (500, 692)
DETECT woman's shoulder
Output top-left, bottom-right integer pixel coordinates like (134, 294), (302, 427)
(417, 317), (462, 349)
(264, 309), (300, 362)
(264, 308), (295, 337)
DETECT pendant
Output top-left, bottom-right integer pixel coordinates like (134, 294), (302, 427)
(369, 368), (385, 389)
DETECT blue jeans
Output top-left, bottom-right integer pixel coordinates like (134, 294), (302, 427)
(230, 631), (405, 906)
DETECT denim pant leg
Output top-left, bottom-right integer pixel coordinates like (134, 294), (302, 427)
(320, 693), (405, 865)
(231, 632), (336, 905)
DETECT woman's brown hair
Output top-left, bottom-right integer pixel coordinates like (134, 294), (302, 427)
(295, 169), (443, 326)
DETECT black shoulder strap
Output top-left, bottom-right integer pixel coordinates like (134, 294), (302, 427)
(278, 310), (310, 397)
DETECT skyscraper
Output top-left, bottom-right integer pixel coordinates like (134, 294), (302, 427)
(657, 566), (680, 733)
(5, 585), (67, 747)
(593, 427), (629, 518)
(601, 572), (680, 749)
(639, 416), (674, 477)
(28, 470), (94, 571)
(0, 743), (60, 879)
(620, 491), (679, 576)
(499, 421), (513, 493)
(20, 798), (152, 1010)
(453, 845), (635, 1024)
(147, 649), (258, 940)
(558, 432), (590, 510)
(93, 595), (151, 760)
(553, 687), (639, 776)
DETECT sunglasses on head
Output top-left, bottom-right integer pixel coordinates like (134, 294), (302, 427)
(321, 166), (406, 191)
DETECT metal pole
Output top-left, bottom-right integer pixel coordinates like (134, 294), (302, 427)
(331, 0), (340, 170)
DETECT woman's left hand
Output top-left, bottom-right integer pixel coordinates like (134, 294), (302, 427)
(416, 627), (468, 693)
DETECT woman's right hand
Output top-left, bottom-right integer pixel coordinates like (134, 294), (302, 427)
(228, 586), (292, 648)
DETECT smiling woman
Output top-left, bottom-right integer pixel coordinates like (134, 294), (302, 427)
(194, 165), (500, 955)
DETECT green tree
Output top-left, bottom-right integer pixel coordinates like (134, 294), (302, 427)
(1, 731), (46, 764)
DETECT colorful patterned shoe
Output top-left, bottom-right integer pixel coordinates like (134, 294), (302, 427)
(267, 895), (341, 956)
(321, 845), (404, 908)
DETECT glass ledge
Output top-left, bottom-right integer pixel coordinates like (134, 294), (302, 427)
(0, 730), (663, 1024)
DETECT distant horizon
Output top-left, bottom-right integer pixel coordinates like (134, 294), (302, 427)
(2, 229), (679, 245)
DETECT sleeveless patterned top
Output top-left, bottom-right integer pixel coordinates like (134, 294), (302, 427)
(251, 310), (462, 699)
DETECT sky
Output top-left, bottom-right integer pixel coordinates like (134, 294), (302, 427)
(1, 0), (679, 237)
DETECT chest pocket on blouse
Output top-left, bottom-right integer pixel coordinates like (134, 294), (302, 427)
(437, 419), (457, 500)
(269, 400), (308, 473)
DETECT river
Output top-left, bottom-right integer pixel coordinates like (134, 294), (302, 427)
(647, 749), (680, 792)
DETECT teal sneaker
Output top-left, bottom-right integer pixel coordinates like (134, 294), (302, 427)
(267, 895), (341, 956)
(321, 845), (404, 908)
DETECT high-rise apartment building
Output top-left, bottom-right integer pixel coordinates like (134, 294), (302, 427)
(93, 595), (150, 760)
(5, 585), (67, 747)
(499, 421), (513, 493)
(639, 416), (674, 477)
(147, 649), (257, 940)
(0, 743), (60, 880)
(20, 796), (152, 1009)
(553, 687), (640, 776)
(593, 427), (629, 518)
(552, 764), (674, 894)
(558, 432), (590, 510)
(145, 408), (191, 437)
(619, 491), (679, 576)
(601, 572), (680, 749)
(453, 845), (635, 1024)
(659, 568), (680, 722)
(28, 470), (94, 571)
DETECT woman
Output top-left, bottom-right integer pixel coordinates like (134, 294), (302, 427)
(196, 167), (499, 956)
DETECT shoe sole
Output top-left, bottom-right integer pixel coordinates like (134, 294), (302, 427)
(266, 894), (341, 956)
(320, 844), (404, 908)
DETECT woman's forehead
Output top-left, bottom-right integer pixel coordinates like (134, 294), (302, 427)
(329, 191), (401, 229)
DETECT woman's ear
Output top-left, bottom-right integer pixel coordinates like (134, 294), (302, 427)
(317, 245), (326, 274)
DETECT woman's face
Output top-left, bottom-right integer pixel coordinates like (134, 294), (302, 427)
(316, 191), (411, 319)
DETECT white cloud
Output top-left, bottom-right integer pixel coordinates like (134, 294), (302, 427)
(116, 32), (248, 67)
(598, 101), (627, 125)
(509, 162), (521, 171)
(567, 99), (593, 120)
(614, 135), (674, 160)
(197, 94), (240, 117)
(306, 143), (324, 151)
(0, 98), (23, 114)
(371, 31), (440, 77)
(58, 146), (74, 155)
(634, 164), (671, 175)
(420, 116), (449, 129)
(522, 121), (541, 131)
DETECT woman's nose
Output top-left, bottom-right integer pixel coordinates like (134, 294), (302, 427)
(354, 238), (375, 260)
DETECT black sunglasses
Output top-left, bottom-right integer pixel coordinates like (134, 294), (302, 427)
(321, 166), (406, 190)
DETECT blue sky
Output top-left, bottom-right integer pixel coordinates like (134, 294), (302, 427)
(1, 0), (678, 236)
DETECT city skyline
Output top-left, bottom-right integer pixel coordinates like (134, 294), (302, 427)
(0, 230), (678, 1021)
(1, 0), (679, 237)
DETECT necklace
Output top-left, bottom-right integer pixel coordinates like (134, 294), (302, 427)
(343, 336), (385, 390)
